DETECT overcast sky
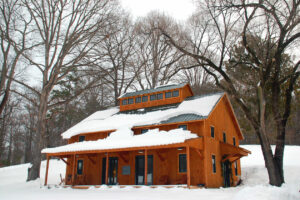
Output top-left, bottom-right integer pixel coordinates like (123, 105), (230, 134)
(121, 0), (196, 21)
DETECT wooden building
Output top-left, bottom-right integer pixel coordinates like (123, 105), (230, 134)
(42, 83), (250, 188)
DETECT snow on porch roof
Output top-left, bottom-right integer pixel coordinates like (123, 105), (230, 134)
(61, 92), (224, 139)
(42, 128), (198, 154)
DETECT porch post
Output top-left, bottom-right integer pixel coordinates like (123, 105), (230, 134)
(105, 152), (109, 185)
(44, 155), (50, 186)
(187, 146), (191, 188)
(71, 154), (76, 185)
(144, 149), (148, 185)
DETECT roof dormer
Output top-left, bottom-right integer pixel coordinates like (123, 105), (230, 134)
(118, 83), (193, 111)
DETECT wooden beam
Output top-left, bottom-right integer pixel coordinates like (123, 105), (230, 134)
(87, 155), (96, 164)
(60, 157), (70, 165)
(156, 151), (165, 162)
(144, 149), (148, 185)
(71, 154), (76, 185)
(119, 152), (129, 163)
(105, 153), (109, 185)
(186, 146), (191, 188)
(195, 149), (204, 159)
(44, 156), (50, 186)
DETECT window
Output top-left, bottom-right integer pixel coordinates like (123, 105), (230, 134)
(234, 161), (238, 175)
(150, 94), (156, 101)
(223, 132), (226, 143)
(77, 160), (83, 175)
(165, 92), (172, 98)
(211, 126), (215, 138)
(178, 125), (187, 130)
(172, 90), (179, 97)
(128, 98), (134, 104)
(142, 96), (148, 102)
(122, 99), (128, 105)
(141, 129), (148, 134)
(79, 135), (85, 142)
(179, 154), (187, 173)
(157, 93), (163, 100)
(212, 155), (216, 173)
(135, 97), (141, 103)
(233, 137), (236, 146)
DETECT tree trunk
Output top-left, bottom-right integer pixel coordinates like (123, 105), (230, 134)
(27, 91), (48, 181)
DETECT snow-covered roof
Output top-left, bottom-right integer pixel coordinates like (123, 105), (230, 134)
(42, 128), (198, 154)
(61, 93), (223, 139)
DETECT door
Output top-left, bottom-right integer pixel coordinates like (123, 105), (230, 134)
(135, 155), (153, 185)
(102, 157), (118, 185)
(222, 160), (231, 187)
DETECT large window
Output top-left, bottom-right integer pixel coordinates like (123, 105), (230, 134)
(128, 98), (134, 104)
(234, 161), (238, 176)
(79, 135), (85, 142)
(142, 96), (148, 102)
(178, 125), (187, 130)
(211, 126), (215, 138)
(165, 92), (172, 98)
(179, 154), (187, 173)
(223, 132), (226, 143)
(157, 93), (163, 100)
(150, 94), (156, 101)
(141, 129), (148, 134)
(77, 160), (83, 175)
(233, 137), (236, 146)
(122, 99), (128, 105)
(212, 155), (216, 173)
(135, 97), (141, 103)
(172, 90), (179, 97)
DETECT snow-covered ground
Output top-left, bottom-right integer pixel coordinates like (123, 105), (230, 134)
(0, 145), (299, 200)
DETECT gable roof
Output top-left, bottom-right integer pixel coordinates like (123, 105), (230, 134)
(118, 83), (187, 99)
(61, 92), (224, 139)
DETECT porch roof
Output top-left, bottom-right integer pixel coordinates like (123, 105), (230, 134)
(42, 128), (203, 156)
(220, 142), (251, 162)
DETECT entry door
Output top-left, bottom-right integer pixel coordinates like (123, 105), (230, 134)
(102, 157), (118, 185)
(222, 160), (231, 187)
(135, 155), (153, 185)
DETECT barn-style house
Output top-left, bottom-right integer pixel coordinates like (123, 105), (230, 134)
(42, 83), (250, 188)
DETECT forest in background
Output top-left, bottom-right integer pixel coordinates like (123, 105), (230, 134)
(0, 0), (299, 187)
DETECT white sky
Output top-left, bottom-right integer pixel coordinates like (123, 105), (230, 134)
(121, 0), (196, 21)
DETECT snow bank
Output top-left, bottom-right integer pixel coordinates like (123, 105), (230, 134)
(42, 128), (198, 154)
(61, 93), (223, 139)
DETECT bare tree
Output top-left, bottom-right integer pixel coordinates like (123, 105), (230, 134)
(12, 0), (119, 181)
(161, 0), (300, 186)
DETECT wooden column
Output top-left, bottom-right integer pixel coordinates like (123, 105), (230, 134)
(144, 149), (148, 185)
(44, 155), (50, 186)
(71, 154), (76, 185)
(105, 153), (109, 185)
(186, 146), (191, 188)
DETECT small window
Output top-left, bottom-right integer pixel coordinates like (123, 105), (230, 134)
(223, 132), (226, 143)
(79, 135), (85, 142)
(77, 160), (83, 175)
(211, 126), (215, 138)
(212, 155), (216, 173)
(233, 137), (236, 146)
(142, 96), (148, 102)
(172, 90), (179, 97)
(179, 154), (187, 173)
(150, 94), (156, 101)
(234, 161), (238, 175)
(135, 97), (141, 103)
(122, 99), (128, 105)
(141, 129), (148, 134)
(157, 93), (163, 100)
(178, 125), (187, 130)
(128, 98), (134, 104)
(165, 92), (172, 98)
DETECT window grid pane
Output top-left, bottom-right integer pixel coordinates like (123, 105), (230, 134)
(212, 155), (216, 173)
(128, 98), (134, 104)
(179, 154), (187, 173)
(150, 94), (156, 101)
(172, 90), (179, 97)
(142, 96), (148, 102)
(135, 97), (141, 103)
(165, 92), (172, 98)
(178, 125), (187, 130)
(211, 127), (215, 138)
(157, 93), (163, 100)
(122, 99), (127, 105)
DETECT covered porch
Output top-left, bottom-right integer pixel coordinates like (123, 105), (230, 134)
(43, 137), (205, 188)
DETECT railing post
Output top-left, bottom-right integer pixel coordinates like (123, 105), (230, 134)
(71, 154), (76, 185)
(44, 155), (50, 186)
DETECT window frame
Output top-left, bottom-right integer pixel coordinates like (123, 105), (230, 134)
(172, 90), (179, 97)
(142, 96), (148, 102)
(157, 93), (163, 100)
(223, 132), (226, 143)
(178, 153), (187, 173)
(234, 161), (238, 176)
(212, 155), (216, 173)
(128, 98), (134, 104)
(165, 91), (172, 99)
(150, 94), (156, 101)
(233, 137), (236, 146)
(79, 135), (85, 142)
(77, 160), (84, 175)
(141, 129), (149, 134)
(122, 99), (128, 105)
(210, 126), (215, 138)
(135, 96), (141, 103)
(178, 124), (187, 130)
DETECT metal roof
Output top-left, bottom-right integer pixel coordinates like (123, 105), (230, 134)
(159, 114), (205, 124)
(119, 83), (187, 98)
